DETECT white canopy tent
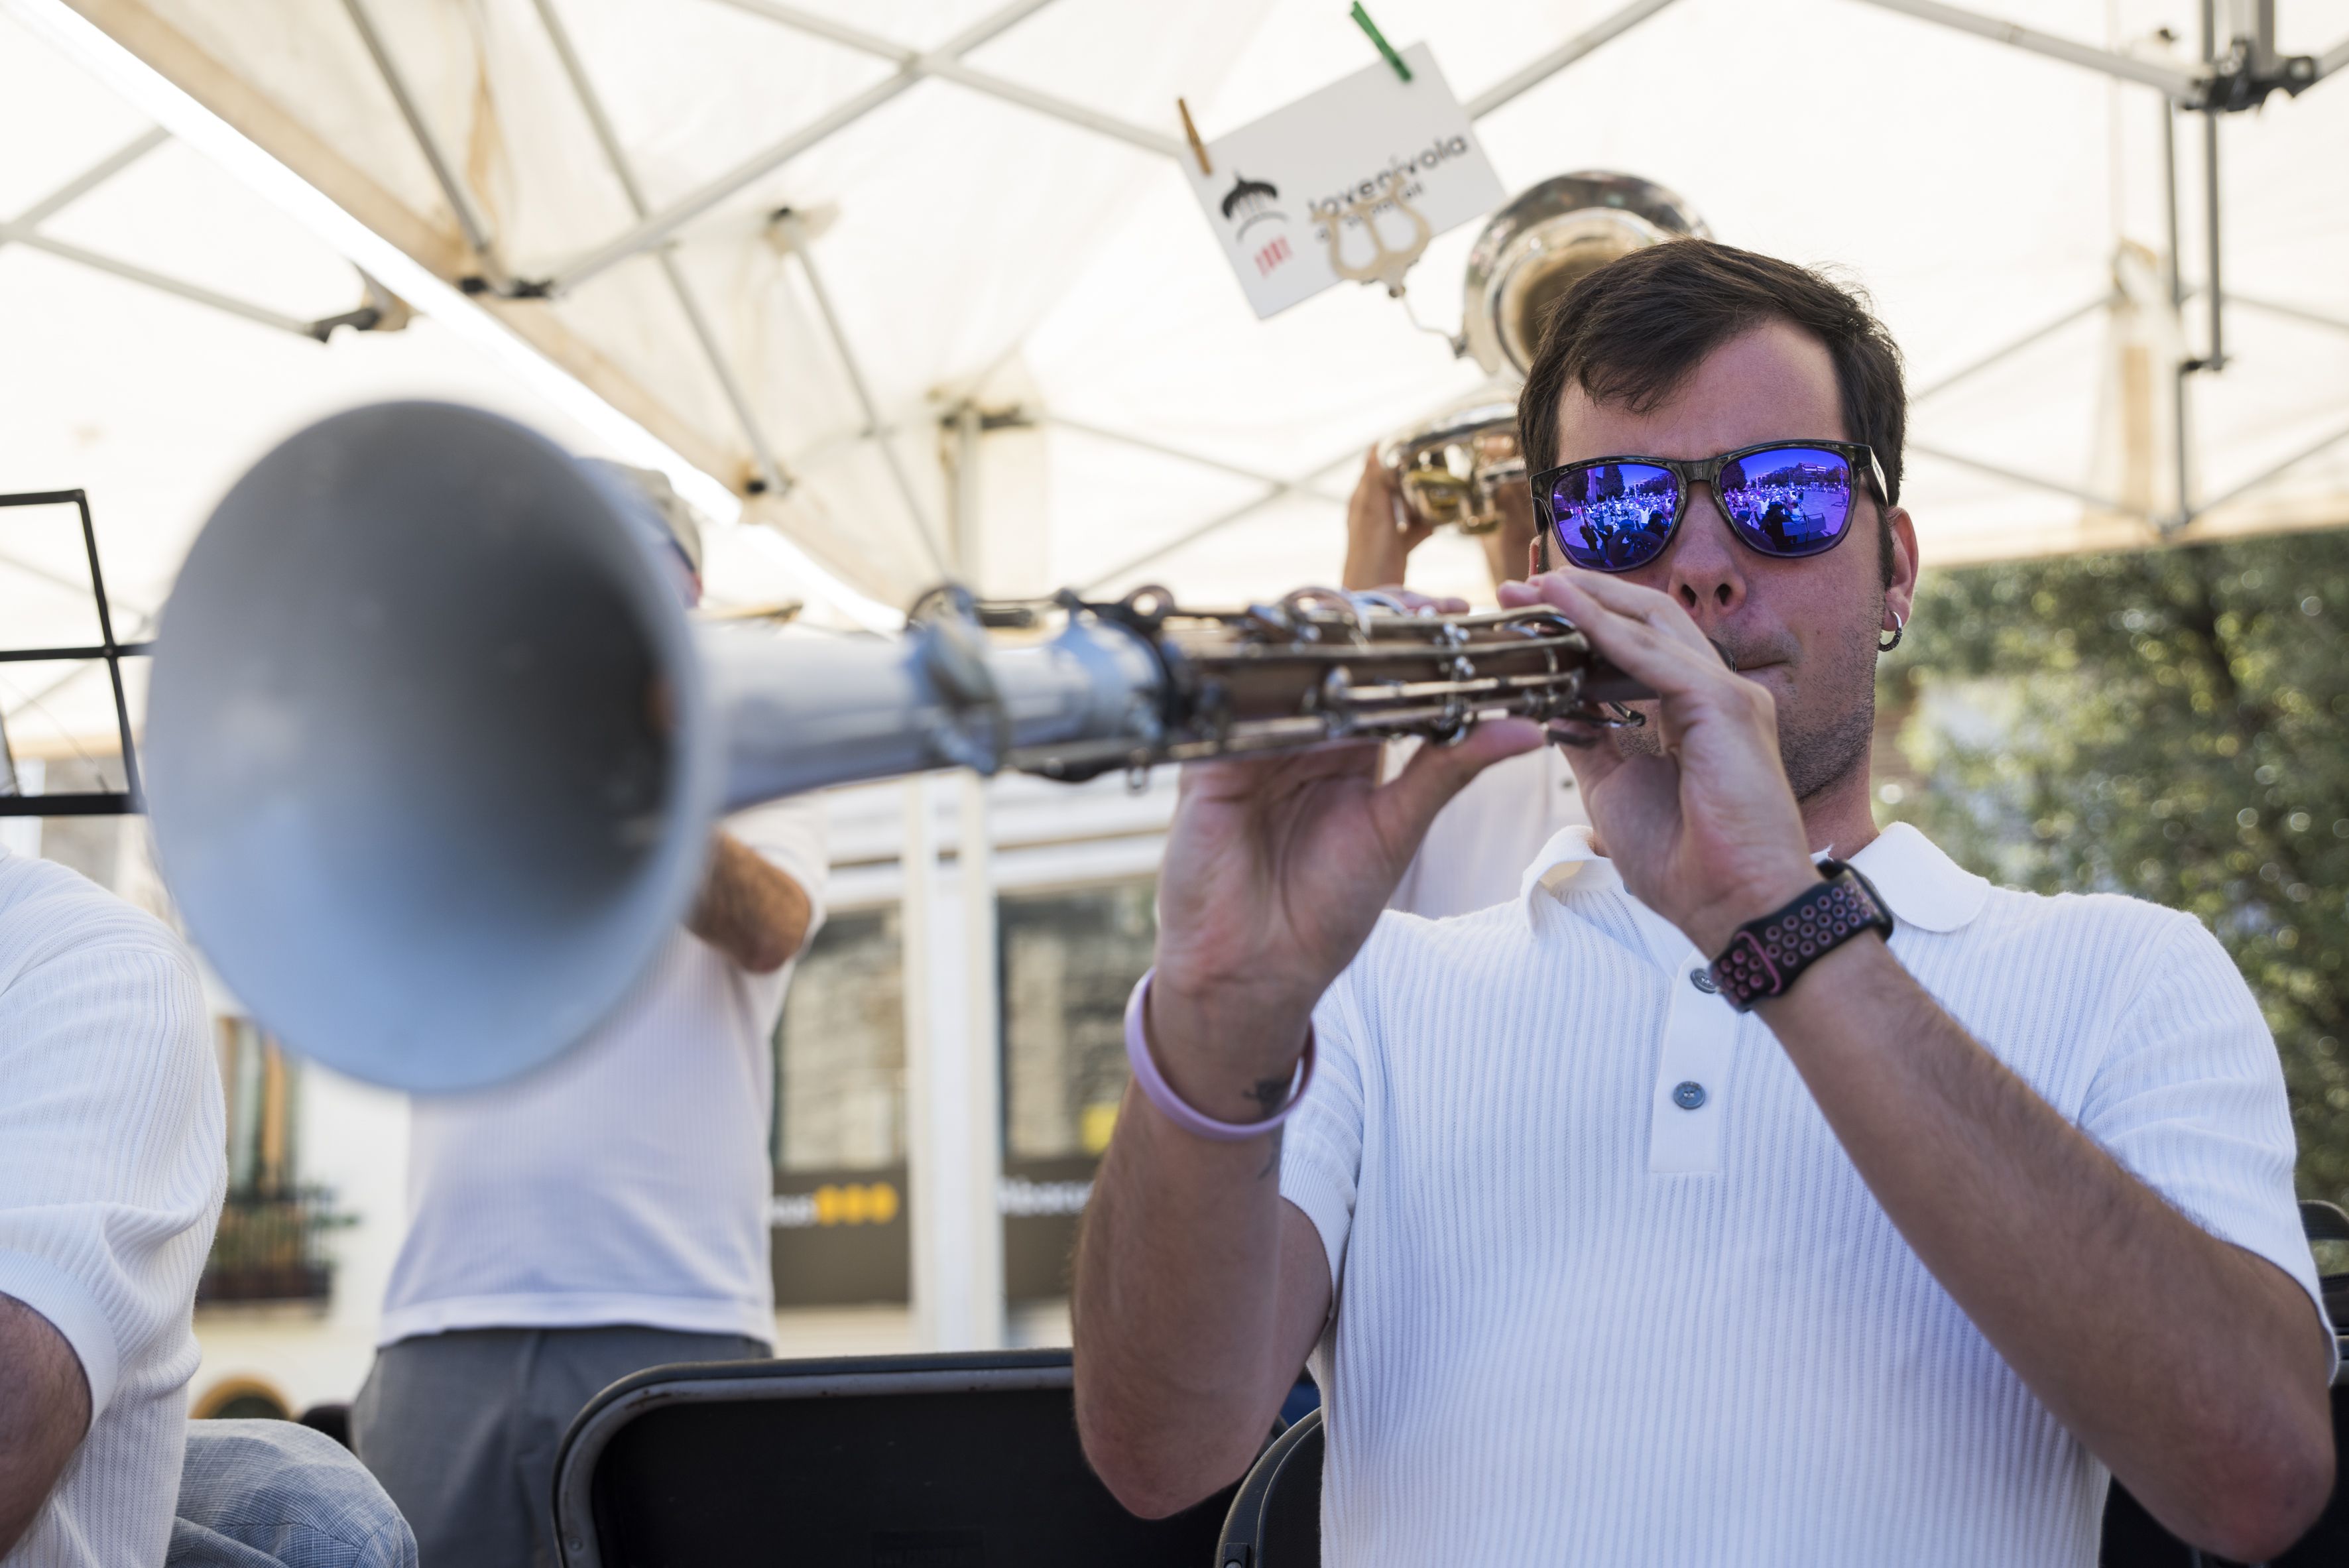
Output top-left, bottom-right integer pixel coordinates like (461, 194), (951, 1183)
(3, 0), (2345, 678)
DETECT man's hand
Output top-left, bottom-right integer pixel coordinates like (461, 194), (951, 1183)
(688, 833), (812, 973)
(0, 1294), (89, 1557)
(1341, 448), (1432, 592)
(1501, 569), (1817, 952)
(1150, 723), (1538, 1122)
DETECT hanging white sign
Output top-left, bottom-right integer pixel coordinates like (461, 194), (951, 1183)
(1183, 44), (1504, 320)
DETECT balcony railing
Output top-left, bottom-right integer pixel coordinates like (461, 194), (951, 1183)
(198, 1187), (347, 1305)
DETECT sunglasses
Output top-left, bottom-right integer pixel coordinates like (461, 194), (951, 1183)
(1530, 440), (1890, 573)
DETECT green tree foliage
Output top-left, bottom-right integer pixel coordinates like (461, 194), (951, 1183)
(1882, 530), (2349, 1207)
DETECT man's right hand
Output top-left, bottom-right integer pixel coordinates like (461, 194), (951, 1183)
(1146, 721), (1538, 1124)
(1341, 446), (1431, 591)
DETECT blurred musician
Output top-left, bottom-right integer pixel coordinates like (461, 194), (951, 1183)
(1073, 241), (2335, 1564)
(1341, 450), (1585, 919)
(351, 469), (827, 1568)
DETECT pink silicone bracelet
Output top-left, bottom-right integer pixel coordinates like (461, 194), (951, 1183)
(1122, 968), (1316, 1142)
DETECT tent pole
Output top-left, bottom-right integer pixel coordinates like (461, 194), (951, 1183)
(1905, 441), (2148, 520)
(1041, 414), (1353, 503)
(0, 228), (316, 337)
(2195, 421), (2349, 516)
(1079, 446), (1364, 593)
(7, 128), (166, 230)
(776, 213), (952, 579)
(0, 128), (310, 339)
(1465, 0), (1684, 118)
(711, 0), (1180, 158)
(1909, 293), (2117, 404)
(542, 0), (1063, 296)
(2163, 97), (2195, 531)
(528, 0), (791, 497)
(335, 0), (501, 272)
(1844, 0), (2203, 96)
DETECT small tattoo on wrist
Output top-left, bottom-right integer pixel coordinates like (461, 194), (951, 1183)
(1246, 1075), (1293, 1118)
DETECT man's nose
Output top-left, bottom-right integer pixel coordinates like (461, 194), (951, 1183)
(1655, 484), (1746, 625)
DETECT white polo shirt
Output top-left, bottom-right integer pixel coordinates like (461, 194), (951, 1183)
(0, 849), (224, 1568)
(380, 798), (826, 1346)
(1280, 821), (2330, 1567)
(1386, 743), (1587, 921)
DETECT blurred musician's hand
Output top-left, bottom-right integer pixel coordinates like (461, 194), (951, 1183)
(1341, 446), (1432, 591)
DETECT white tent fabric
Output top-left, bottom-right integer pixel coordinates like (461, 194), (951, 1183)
(3, 0), (2346, 752)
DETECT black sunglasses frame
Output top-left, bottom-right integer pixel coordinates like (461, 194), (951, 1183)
(1530, 439), (1891, 573)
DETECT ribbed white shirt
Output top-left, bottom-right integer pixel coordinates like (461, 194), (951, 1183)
(381, 799), (826, 1345)
(0, 849), (224, 1568)
(1280, 822), (2331, 1565)
(1386, 743), (1587, 921)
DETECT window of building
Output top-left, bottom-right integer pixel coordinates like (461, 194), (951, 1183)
(1000, 879), (1152, 1162)
(202, 1022), (337, 1305)
(772, 908), (907, 1173)
(770, 908), (910, 1307)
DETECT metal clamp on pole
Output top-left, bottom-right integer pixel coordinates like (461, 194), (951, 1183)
(907, 585), (1013, 775)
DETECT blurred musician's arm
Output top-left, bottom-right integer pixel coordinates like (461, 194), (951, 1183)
(1341, 447), (1430, 591)
(0, 1294), (88, 1556)
(688, 832), (812, 973)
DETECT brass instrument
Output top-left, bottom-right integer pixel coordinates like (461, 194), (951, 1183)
(143, 402), (1642, 1091)
(1382, 172), (1708, 534)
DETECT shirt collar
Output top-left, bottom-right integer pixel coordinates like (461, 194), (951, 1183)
(1520, 819), (1988, 935)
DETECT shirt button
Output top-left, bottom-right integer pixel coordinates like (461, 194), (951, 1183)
(1689, 967), (1718, 995)
(1672, 1081), (1707, 1111)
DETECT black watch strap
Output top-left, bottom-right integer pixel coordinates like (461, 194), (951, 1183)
(1707, 860), (1894, 1012)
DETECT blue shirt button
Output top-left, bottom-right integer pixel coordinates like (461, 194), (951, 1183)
(1672, 1081), (1707, 1111)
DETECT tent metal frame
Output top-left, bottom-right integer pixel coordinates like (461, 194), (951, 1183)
(14, 0), (2349, 599)
(0, 124), (409, 343)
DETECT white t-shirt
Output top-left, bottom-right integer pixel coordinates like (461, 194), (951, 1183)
(1386, 743), (1586, 920)
(379, 798), (827, 1346)
(1281, 823), (2331, 1566)
(0, 849), (223, 1568)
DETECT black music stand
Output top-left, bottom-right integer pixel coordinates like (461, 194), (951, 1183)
(550, 1349), (1236, 1568)
(0, 489), (149, 817)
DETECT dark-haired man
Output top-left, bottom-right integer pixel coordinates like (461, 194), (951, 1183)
(1073, 240), (2334, 1563)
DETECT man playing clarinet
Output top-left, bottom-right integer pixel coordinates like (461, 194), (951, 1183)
(1072, 239), (2336, 1565)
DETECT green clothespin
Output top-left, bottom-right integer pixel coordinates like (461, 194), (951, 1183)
(1349, 3), (1412, 83)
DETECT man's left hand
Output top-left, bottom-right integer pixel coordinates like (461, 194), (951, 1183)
(1500, 568), (1817, 953)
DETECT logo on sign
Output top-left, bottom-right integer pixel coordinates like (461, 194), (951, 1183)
(1220, 171), (1294, 278)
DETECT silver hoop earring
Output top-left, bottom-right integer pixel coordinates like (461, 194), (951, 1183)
(1878, 610), (1905, 653)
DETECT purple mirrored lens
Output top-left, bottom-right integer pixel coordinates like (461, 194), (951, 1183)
(1549, 462), (1678, 571)
(1717, 446), (1853, 556)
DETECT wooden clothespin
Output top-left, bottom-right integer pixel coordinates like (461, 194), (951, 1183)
(1177, 97), (1211, 176)
(1349, 3), (1412, 82)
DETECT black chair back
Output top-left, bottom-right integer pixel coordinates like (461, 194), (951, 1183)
(550, 1349), (1233, 1568)
(1217, 1406), (1322, 1568)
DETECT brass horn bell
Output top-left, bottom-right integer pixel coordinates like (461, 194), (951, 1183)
(1382, 172), (1707, 535)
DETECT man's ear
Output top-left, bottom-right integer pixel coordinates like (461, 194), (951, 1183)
(1884, 505), (1919, 628)
(1527, 534), (1544, 577)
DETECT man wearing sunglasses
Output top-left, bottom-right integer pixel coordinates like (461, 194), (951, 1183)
(1073, 240), (2335, 1563)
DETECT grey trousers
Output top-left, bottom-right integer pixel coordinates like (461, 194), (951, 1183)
(351, 1325), (768, 1568)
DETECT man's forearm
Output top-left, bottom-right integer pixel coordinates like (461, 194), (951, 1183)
(0, 1295), (90, 1557)
(1762, 937), (2333, 1559)
(1073, 987), (1330, 1518)
(688, 833), (811, 972)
